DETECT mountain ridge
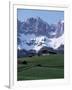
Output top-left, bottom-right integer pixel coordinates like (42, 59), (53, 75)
(17, 17), (64, 52)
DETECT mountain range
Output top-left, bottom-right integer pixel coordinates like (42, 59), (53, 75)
(17, 17), (64, 54)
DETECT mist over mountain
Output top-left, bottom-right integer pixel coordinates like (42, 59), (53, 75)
(17, 17), (64, 53)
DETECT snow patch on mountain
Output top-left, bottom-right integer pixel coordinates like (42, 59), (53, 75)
(18, 33), (64, 52)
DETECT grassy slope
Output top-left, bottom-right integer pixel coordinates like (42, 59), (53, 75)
(17, 54), (64, 80)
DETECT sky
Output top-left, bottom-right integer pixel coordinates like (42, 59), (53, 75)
(17, 9), (64, 24)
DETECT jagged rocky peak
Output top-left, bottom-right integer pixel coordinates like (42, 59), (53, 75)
(17, 17), (64, 38)
(18, 17), (49, 32)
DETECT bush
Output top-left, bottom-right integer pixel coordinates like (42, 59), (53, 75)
(22, 61), (28, 64)
(36, 64), (42, 67)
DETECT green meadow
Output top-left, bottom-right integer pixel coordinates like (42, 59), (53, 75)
(17, 54), (64, 81)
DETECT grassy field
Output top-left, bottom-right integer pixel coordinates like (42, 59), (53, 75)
(17, 54), (64, 81)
